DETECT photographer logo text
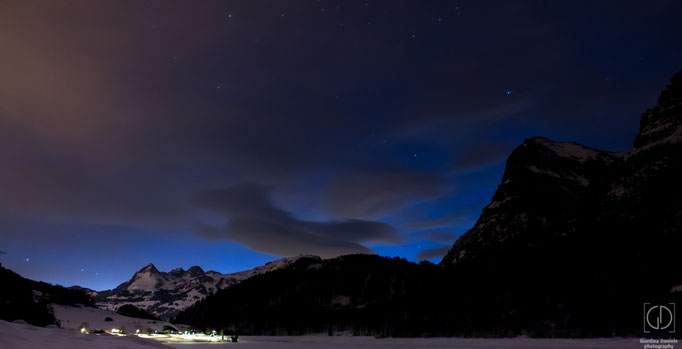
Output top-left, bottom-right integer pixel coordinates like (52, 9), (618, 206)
(644, 303), (676, 334)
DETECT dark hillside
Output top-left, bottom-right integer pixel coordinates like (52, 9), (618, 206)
(0, 266), (95, 327)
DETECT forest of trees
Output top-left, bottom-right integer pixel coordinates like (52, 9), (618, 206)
(174, 255), (682, 338)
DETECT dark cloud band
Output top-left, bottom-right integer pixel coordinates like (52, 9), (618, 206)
(195, 184), (399, 258)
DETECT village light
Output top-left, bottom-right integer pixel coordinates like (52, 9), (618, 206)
(136, 329), (140, 334)
(80, 328), (85, 334)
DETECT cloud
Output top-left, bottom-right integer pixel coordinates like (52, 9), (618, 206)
(394, 100), (537, 145)
(403, 214), (468, 230)
(452, 143), (515, 173)
(416, 246), (451, 261)
(322, 168), (448, 220)
(194, 184), (400, 258)
(0, 131), (184, 226)
(416, 231), (460, 244)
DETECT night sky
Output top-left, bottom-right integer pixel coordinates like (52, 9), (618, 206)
(1, 1), (681, 291)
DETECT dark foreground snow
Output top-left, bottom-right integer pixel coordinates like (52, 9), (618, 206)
(0, 319), (167, 349)
(0, 320), (643, 348)
(167, 336), (642, 348)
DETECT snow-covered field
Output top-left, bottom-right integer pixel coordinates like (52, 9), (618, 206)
(0, 319), (167, 349)
(0, 319), (644, 349)
(167, 336), (642, 348)
(50, 304), (178, 333)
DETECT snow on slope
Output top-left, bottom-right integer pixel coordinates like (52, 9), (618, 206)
(532, 137), (626, 162)
(126, 264), (173, 292)
(51, 304), (177, 333)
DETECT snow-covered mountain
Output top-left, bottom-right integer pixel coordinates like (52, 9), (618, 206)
(93, 255), (320, 320)
(440, 136), (627, 265)
(441, 70), (682, 270)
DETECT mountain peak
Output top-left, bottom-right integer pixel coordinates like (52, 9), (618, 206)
(633, 70), (682, 152)
(137, 263), (160, 274)
(656, 69), (682, 108)
(187, 266), (204, 276)
(441, 134), (623, 265)
(522, 137), (622, 163)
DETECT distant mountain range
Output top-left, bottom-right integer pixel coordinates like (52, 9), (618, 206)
(175, 70), (682, 337)
(88, 255), (319, 320)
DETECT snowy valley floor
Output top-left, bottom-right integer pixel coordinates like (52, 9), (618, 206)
(0, 320), (645, 349)
(166, 336), (643, 349)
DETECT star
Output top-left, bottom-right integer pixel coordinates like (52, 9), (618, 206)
(25, 258), (29, 262)
(81, 268), (85, 272)
(505, 89), (512, 96)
